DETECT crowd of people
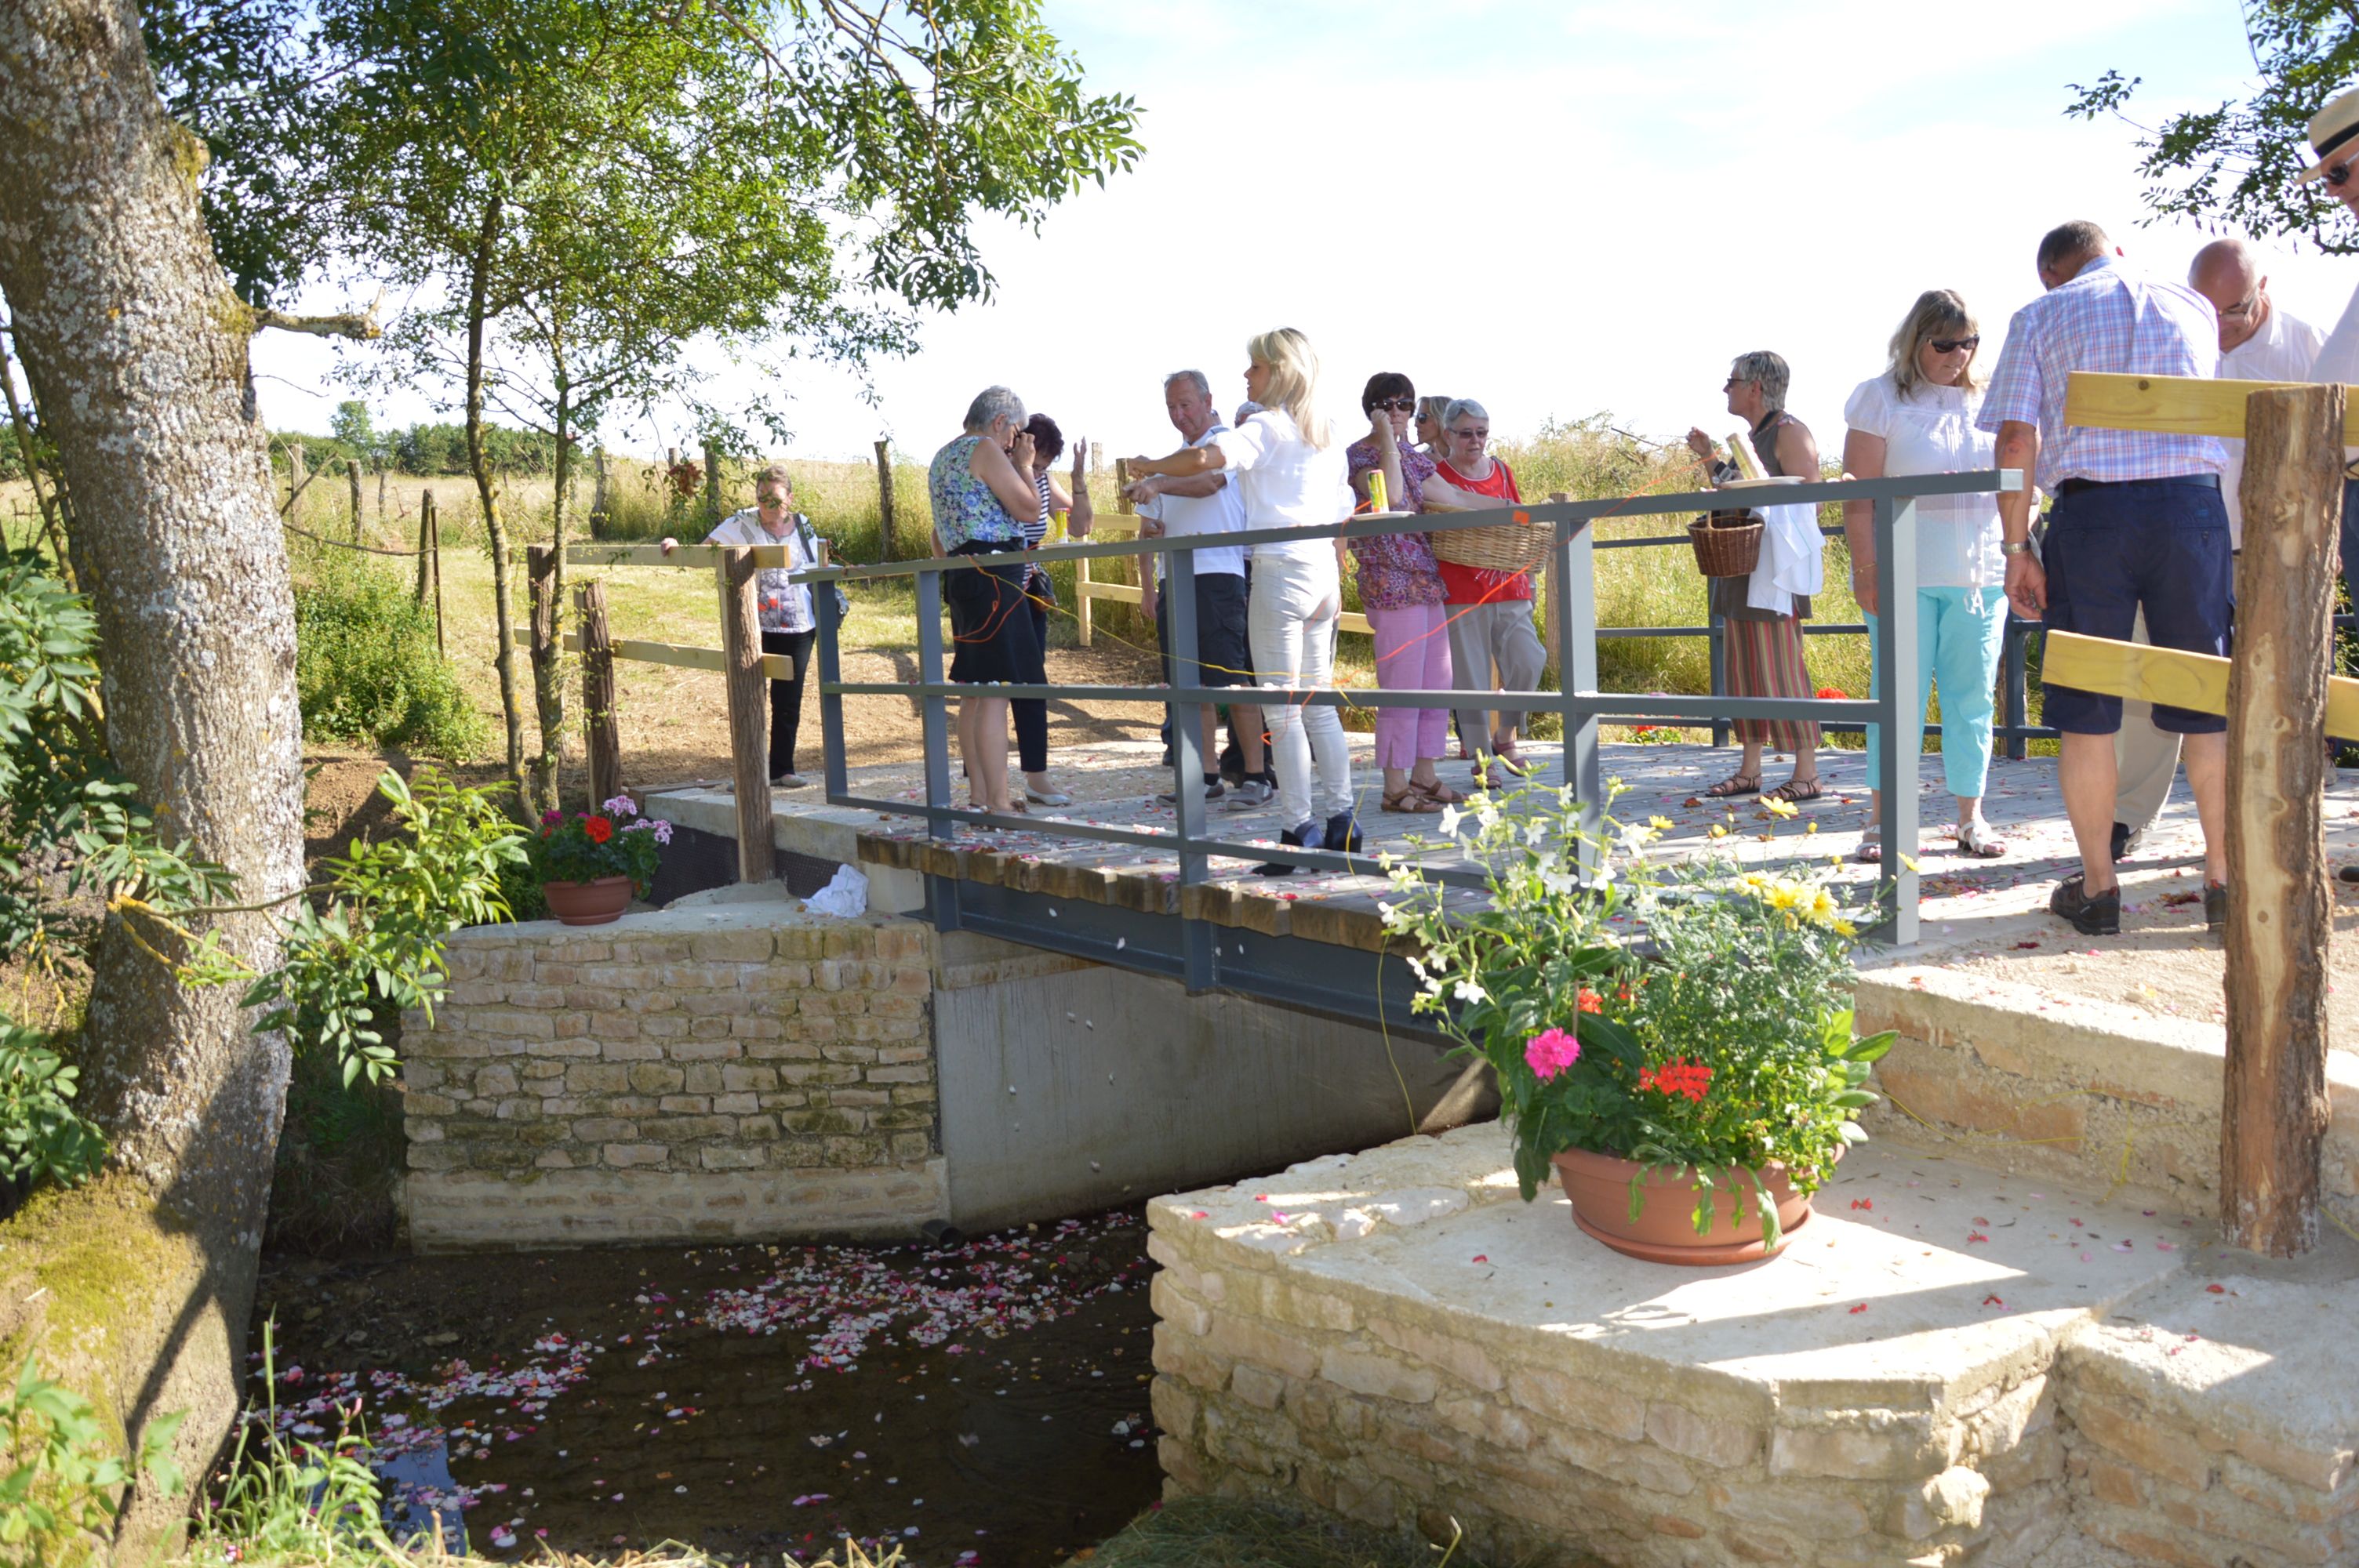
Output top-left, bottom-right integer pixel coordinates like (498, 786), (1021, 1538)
(702, 87), (2359, 927)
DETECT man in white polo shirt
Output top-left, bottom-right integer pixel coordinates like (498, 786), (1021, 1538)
(2114, 238), (2328, 860)
(1128, 369), (1269, 806)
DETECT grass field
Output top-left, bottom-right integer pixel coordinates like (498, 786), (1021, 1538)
(4, 416), (2031, 786)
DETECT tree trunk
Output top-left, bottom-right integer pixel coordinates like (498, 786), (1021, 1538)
(2222, 382), (2343, 1256)
(0, 0), (306, 1550)
(528, 372), (572, 818)
(463, 197), (530, 815)
(578, 578), (621, 808)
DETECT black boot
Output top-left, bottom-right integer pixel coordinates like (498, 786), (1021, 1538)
(1324, 808), (1362, 854)
(1259, 820), (1320, 877)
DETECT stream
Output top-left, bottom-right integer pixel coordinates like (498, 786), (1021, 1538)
(243, 1210), (1164, 1563)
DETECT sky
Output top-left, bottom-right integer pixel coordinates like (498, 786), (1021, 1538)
(246, 0), (2359, 466)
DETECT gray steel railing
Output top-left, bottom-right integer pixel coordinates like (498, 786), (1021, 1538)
(802, 470), (2026, 949)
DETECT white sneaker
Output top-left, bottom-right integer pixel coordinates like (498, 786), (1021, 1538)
(1226, 779), (1276, 809)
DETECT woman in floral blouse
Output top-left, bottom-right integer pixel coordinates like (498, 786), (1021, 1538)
(1345, 372), (1460, 813)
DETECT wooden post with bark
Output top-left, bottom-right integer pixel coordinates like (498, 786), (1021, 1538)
(703, 439), (723, 533)
(287, 441), (307, 510)
(422, 489), (445, 651)
(718, 546), (776, 882)
(577, 578), (622, 807)
(346, 457), (362, 541)
(2222, 381), (2343, 1256)
(874, 437), (897, 559)
(527, 545), (561, 808)
(591, 445), (610, 538)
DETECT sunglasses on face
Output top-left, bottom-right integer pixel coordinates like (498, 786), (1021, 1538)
(1370, 397), (1416, 413)
(758, 495), (790, 508)
(2219, 293), (2259, 319)
(1724, 376), (1754, 390)
(1450, 426), (1489, 441)
(1930, 336), (1980, 354)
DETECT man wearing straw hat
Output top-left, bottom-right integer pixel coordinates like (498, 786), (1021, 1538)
(1982, 220), (2230, 938)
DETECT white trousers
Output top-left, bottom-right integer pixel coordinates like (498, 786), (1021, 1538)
(1249, 552), (1354, 829)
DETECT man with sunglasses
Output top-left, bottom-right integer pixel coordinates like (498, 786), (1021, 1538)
(1981, 220), (2231, 937)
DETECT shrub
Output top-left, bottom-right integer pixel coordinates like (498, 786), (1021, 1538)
(292, 546), (487, 758)
(0, 1022), (104, 1188)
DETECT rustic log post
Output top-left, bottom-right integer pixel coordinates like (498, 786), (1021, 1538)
(414, 488), (433, 604)
(376, 466), (387, 526)
(577, 578), (621, 807)
(874, 437), (897, 559)
(718, 546), (776, 882)
(703, 438), (723, 532)
(2222, 380), (2343, 1257)
(346, 457), (362, 541)
(287, 441), (306, 510)
(527, 544), (560, 807)
(425, 488), (445, 652)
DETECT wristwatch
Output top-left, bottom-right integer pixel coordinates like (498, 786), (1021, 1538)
(2001, 539), (2035, 557)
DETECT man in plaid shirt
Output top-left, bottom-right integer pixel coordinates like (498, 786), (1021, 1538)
(1979, 220), (2230, 938)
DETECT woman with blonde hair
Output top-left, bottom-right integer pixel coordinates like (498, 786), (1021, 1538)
(1127, 328), (1356, 869)
(1842, 289), (2010, 860)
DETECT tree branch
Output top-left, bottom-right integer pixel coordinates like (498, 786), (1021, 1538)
(250, 286), (387, 339)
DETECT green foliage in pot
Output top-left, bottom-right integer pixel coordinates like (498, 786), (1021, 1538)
(1379, 783), (1896, 1247)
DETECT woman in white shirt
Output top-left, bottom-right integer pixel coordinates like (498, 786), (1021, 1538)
(1128, 328), (1356, 870)
(1842, 290), (2010, 860)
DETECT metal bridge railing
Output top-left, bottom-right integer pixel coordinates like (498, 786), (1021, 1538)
(801, 469), (2026, 950)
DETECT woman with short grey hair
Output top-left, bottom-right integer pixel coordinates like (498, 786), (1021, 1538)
(928, 385), (1049, 816)
(1684, 351), (1824, 804)
(1423, 397), (1547, 785)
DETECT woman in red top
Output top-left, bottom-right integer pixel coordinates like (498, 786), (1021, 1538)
(1426, 398), (1549, 785)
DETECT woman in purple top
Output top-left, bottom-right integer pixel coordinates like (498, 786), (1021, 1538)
(1345, 372), (1459, 813)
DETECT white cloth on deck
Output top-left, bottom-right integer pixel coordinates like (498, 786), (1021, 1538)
(1746, 500), (1825, 617)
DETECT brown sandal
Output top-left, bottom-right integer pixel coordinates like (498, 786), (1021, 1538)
(1704, 773), (1761, 798)
(1382, 787), (1445, 814)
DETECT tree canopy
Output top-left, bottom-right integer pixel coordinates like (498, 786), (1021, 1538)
(2067, 1), (2359, 252)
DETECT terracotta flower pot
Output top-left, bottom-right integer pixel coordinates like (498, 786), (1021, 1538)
(1552, 1146), (1817, 1265)
(542, 875), (634, 927)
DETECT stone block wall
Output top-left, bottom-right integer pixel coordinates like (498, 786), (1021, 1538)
(402, 904), (946, 1247)
(1854, 964), (2359, 1233)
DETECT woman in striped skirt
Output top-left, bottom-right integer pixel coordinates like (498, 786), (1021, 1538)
(1684, 350), (1823, 804)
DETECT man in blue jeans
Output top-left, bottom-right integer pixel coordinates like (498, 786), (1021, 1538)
(1982, 220), (2232, 937)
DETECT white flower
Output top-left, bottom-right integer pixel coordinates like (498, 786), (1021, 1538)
(1452, 978), (1488, 1004)
(1420, 975), (1446, 1000)
(1524, 819), (1548, 848)
(1474, 803), (1501, 832)
(1437, 805), (1463, 837)
(1405, 954), (1427, 980)
(1540, 867), (1576, 897)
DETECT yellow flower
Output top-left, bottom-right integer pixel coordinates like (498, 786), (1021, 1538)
(1767, 881), (1807, 913)
(1808, 888), (1837, 924)
(1805, 821), (1819, 835)
(1709, 824), (1728, 839)
(1648, 815), (1674, 832)
(1832, 919), (1859, 938)
(1761, 797), (1798, 820)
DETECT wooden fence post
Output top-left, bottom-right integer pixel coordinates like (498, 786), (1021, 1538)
(874, 437), (897, 559)
(415, 490), (433, 604)
(718, 546), (776, 882)
(376, 468), (387, 527)
(2222, 380), (2343, 1257)
(426, 489), (445, 653)
(347, 459), (363, 541)
(577, 579), (621, 807)
(703, 440), (723, 532)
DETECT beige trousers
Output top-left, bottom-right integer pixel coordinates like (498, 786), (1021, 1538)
(2113, 607), (2182, 837)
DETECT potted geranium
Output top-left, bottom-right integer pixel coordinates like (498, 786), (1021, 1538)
(533, 794), (671, 926)
(1379, 785), (1893, 1265)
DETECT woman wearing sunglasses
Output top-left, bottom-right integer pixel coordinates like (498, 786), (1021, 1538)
(1841, 289), (2010, 861)
(1343, 372), (1459, 814)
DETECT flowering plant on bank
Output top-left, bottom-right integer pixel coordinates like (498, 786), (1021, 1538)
(531, 795), (671, 893)
(1377, 783), (1895, 1247)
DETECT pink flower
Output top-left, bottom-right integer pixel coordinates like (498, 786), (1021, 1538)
(1525, 1026), (1581, 1082)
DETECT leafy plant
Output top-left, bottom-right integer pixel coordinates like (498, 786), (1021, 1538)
(530, 794), (670, 894)
(229, 768), (529, 1087)
(1379, 784), (1894, 1247)
(0, 1354), (183, 1565)
(292, 545), (488, 760)
(0, 1024), (104, 1187)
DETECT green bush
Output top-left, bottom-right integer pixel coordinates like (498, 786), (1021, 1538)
(293, 548), (488, 758)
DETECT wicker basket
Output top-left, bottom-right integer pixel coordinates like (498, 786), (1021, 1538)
(1688, 510), (1763, 578)
(1427, 504), (1553, 575)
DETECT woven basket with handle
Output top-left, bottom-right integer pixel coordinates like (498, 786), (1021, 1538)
(1688, 510), (1763, 578)
(1426, 502), (1553, 575)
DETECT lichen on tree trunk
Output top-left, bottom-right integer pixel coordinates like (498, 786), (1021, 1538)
(0, 0), (307, 1549)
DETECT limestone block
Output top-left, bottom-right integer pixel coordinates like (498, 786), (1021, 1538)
(639, 1015), (689, 1040)
(700, 1147), (766, 1171)
(627, 1063), (685, 1095)
(822, 1134), (886, 1165)
(1769, 1413), (1957, 1481)
(681, 1063), (725, 1094)
(689, 1017), (732, 1040)
(520, 1061), (565, 1082)
(889, 1133), (931, 1161)
(2069, 1392), (2215, 1492)
(1433, 1393), (1535, 1451)
(2156, 1486), (2351, 1565)
(691, 930), (776, 963)
(680, 993), (745, 1018)
(721, 1065), (778, 1093)
(603, 1143), (669, 1168)
(405, 1093), (459, 1117)
(1229, 1364), (1285, 1411)
(866, 1064), (932, 1085)
(657, 1095), (714, 1114)
(1152, 1376), (1202, 1439)
(1708, 1480), (1871, 1537)
(506, 983), (566, 1009)
(1319, 1346), (1438, 1405)
(1205, 1315), (1320, 1381)
(1645, 1401), (1760, 1470)
(408, 1143), (469, 1171)
(1368, 1317), (1500, 1392)
(564, 985), (624, 1012)
(645, 1114), (737, 1141)
(572, 1118), (638, 1142)
(671, 1040), (743, 1061)
(1507, 1366), (1646, 1443)
(1983, 1428), (2064, 1496)
(1882, 1467), (1990, 1540)
(474, 1008), (556, 1040)
(713, 1093), (759, 1115)
(1961, 1374), (2049, 1461)
(602, 1040), (666, 1062)
(2228, 1428), (2359, 1497)
(565, 1064), (631, 1095)
(1542, 1425), (1697, 1498)
(523, 1037), (600, 1058)
(1151, 1276), (1212, 1339)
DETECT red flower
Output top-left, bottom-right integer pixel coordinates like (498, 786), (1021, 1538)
(1638, 1058), (1713, 1103)
(1576, 987), (1604, 1014)
(584, 815), (613, 844)
(1815, 685), (1848, 701)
